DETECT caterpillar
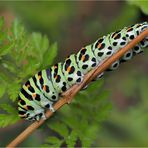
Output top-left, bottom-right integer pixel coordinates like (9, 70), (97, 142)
(18, 22), (148, 121)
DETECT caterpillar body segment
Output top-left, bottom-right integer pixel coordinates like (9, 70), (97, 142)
(62, 54), (83, 86)
(77, 45), (98, 74)
(50, 63), (70, 94)
(109, 29), (127, 53)
(37, 70), (58, 102)
(93, 34), (114, 63)
(18, 22), (148, 121)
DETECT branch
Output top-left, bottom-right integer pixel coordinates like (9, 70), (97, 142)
(7, 29), (148, 147)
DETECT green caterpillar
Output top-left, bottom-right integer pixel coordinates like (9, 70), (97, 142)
(18, 22), (148, 121)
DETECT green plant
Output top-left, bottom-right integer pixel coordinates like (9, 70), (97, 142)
(127, 0), (148, 15)
(0, 17), (57, 127)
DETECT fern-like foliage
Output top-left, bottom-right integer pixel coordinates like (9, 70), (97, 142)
(0, 17), (57, 127)
(0, 104), (19, 127)
(42, 80), (112, 147)
(0, 17), (111, 147)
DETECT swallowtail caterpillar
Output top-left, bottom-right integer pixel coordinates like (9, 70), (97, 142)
(18, 22), (148, 121)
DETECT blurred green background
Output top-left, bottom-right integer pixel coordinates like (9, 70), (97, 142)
(0, 1), (148, 147)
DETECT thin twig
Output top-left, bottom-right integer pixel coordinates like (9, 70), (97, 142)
(7, 29), (148, 147)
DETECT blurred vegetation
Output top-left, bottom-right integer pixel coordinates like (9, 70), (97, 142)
(97, 72), (148, 146)
(0, 1), (148, 147)
(127, 0), (148, 15)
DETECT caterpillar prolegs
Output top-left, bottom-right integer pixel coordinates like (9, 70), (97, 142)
(18, 22), (148, 121)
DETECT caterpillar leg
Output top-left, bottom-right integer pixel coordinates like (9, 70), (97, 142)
(18, 87), (54, 121)
(91, 72), (104, 82)
(81, 84), (89, 90)
(81, 72), (104, 91)
(121, 50), (133, 62)
(139, 38), (148, 48)
(95, 72), (104, 80)
(81, 72), (103, 90)
(133, 22), (148, 54)
(34, 112), (47, 121)
(18, 106), (35, 120)
(133, 44), (143, 55)
(19, 108), (45, 121)
(42, 101), (55, 112)
(107, 60), (120, 71)
(18, 91), (46, 120)
(25, 109), (47, 121)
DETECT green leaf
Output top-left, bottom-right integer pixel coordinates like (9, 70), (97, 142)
(0, 114), (19, 128)
(11, 19), (25, 40)
(7, 82), (21, 102)
(45, 137), (60, 144)
(19, 57), (40, 77)
(0, 42), (14, 56)
(31, 33), (50, 63)
(0, 84), (6, 98)
(41, 35), (49, 53)
(127, 0), (148, 15)
(0, 31), (7, 44)
(2, 60), (17, 74)
(0, 73), (10, 82)
(48, 122), (69, 137)
(0, 104), (19, 128)
(66, 131), (77, 147)
(0, 104), (17, 114)
(41, 42), (57, 68)
(31, 32), (42, 50)
(45, 136), (63, 147)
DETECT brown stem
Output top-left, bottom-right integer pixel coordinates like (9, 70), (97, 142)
(7, 29), (148, 147)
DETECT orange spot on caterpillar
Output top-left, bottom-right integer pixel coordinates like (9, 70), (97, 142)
(24, 106), (28, 110)
(32, 93), (36, 99)
(127, 27), (133, 32)
(113, 33), (118, 39)
(81, 55), (85, 62)
(26, 84), (30, 88)
(67, 66), (71, 73)
(38, 75), (41, 80)
(127, 27), (131, 31)
(97, 43), (102, 49)
(43, 85), (46, 91)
